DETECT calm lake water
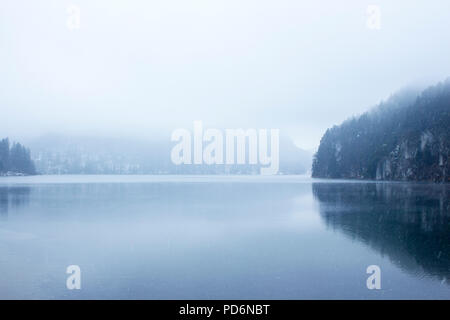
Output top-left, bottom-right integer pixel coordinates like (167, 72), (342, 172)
(0, 175), (449, 299)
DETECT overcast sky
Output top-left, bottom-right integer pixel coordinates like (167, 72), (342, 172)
(1, 0), (450, 149)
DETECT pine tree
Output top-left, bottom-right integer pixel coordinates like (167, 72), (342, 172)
(0, 138), (10, 174)
(0, 138), (36, 175)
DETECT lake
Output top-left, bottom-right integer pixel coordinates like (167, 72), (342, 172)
(0, 175), (449, 299)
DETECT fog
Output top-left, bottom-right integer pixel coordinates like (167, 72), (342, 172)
(1, 0), (450, 149)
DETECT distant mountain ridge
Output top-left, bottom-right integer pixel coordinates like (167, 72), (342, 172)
(312, 80), (450, 182)
(29, 134), (312, 175)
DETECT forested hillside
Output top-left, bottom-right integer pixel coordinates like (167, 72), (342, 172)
(0, 138), (36, 175)
(312, 80), (450, 182)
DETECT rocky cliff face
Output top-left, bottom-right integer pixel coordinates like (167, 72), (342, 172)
(312, 80), (450, 182)
(374, 131), (449, 181)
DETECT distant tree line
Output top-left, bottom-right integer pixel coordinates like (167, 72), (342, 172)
(312, 79), (450, 182)
(0, 138), (36, 175)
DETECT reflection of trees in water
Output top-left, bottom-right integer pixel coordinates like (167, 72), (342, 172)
(313, 182), (450, 282)
(0, 187), (31, 218)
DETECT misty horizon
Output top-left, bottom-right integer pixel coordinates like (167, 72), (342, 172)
(2, 1), (450, 150)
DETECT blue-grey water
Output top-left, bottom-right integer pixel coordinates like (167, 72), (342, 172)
(0, 175), (449, 299)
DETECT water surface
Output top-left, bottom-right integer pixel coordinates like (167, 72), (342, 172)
(0, 175), (449, 299)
